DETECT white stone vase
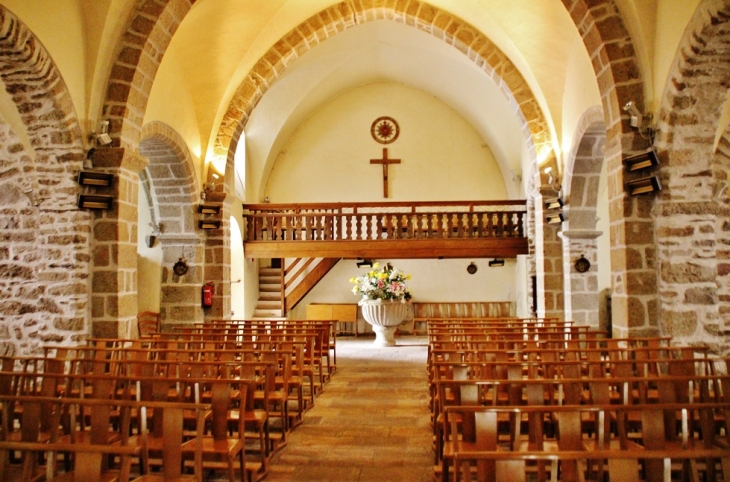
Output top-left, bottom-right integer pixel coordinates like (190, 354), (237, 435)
(360, 300), (409, 346)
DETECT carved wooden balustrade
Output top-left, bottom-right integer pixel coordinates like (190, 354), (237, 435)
(241, 201), (528, 259)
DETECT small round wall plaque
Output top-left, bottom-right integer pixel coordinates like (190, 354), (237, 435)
(467, 262), (478, 275)
(575, 255), (590, 273)
(371, 116), (400, 144)
(173, 258), (188, 276)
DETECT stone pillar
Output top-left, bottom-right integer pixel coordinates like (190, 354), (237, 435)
(542, 222), (564, 320)
(608, 138), (658, 338)
(536, 189), (565, 321)
(560, 230), (601, 327)
(526, 195), (538, 316)
(89, 148), (148, 338)
(203, 191), (232, 320)
(158, 235), (205, 329)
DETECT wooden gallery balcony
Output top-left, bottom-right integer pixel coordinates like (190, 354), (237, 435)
(241, 200), (529, 259)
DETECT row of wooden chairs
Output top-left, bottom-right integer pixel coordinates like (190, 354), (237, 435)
(0, 318), (338, 481)
(443, 402), (730, 482)
(424, 319), (729, 481)
(168, 318), (337, 380)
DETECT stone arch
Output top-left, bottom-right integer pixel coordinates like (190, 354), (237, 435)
(139, 121), (205, 325)
(97, 0), (653, 328)
(212, 0), (553, 197)
(654, 0), (730, 351)
(562, 0), (655, 336)
(102, 0), (194, 150)
(0, 7), (88, 355)
(212, 1), (561, 322)
(564, 106), (606, 232)
(713, 129), (730, 353)
(560, 106), (607, 327)
(139, 121), (199, 235)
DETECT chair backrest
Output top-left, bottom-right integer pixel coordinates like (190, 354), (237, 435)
(137, 311), (161, 337)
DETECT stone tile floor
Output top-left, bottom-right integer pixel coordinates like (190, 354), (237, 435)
(263, 335), (433, 482)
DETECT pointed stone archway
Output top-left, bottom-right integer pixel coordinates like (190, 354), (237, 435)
(139, 122), (207, 327)
(561, 107), (608, 329)
(0, 7), (88, 355)
(654, 0), (730, 352)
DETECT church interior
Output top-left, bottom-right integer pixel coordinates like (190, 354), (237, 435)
(1, 0), (730, 481)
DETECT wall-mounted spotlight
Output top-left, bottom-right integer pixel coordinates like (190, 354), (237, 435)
(22, 188), (39, 206)
(623, 101), (643, 128)
(89, 120), (112, 147)
(544, 198), (564, 210)
(626, 176), (661, 196)
(77, 171), (114, 187)
(356, 258), (373, 268)
(623, 149), (659, 172)
(488, 259), (505, 267)
(145, 222), (162, 248)
(623, 101), (655, 139)
(543, 166), (561, 192)
(197, 204), (221, 215)
(198, 219), (221, 230)
(77, 194), (113, 210)
(546, 213), (565, 224)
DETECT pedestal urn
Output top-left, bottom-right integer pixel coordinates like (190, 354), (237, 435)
(359, 300), (409, 346)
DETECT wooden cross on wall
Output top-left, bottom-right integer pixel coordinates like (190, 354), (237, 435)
(370, 148), (401, 198)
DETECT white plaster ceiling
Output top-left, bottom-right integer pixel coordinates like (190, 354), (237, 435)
(151, 0), (599, 198)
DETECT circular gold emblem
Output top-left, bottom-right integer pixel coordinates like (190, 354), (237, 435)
(371, 116), (400, 144)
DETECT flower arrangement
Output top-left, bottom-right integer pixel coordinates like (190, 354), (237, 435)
(350, 262), (412, 304)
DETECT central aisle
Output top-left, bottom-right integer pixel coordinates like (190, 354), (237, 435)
(264, 336), (433, 482)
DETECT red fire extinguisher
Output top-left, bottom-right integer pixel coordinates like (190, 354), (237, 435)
(202, 283), (214, 308)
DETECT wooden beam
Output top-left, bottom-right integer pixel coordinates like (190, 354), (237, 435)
(243, 238), (528, 259)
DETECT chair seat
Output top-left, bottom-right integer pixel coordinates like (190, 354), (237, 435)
(182, 437), (243, 453)
(53, 472), (121, 482)
(131, 475), (198, 482)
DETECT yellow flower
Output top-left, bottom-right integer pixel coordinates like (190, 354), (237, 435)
(406, 274), (411, 280)
(373, 262), (380, 269)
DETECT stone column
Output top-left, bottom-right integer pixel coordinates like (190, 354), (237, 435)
(536, 189), (565, 321)
(202, 191), (232, 320)
(542, 222), (565, 320)
(89, 148), (147, 338)
(158, 235), (205, 329)
(560, 230), (601, 327)
(607, 139), (658, 338)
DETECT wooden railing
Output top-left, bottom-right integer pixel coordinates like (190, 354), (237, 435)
(242, 200), (527, 242)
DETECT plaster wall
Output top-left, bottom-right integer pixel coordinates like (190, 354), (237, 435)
(136, 185), (162, 313)
(264, 82), (506, 202)
(289, 258), (517, 325)
(145, 48), (204, 180)
(561, 40), (603, 173)
(652, 0), (702, 112)
(595, 160), (612, 329)
(230, 216), (245, 319)
(0, 0), (86, 126)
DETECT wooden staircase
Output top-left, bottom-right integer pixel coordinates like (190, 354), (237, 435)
(252, 258), (341, 318)
(253, 267), (284, 318)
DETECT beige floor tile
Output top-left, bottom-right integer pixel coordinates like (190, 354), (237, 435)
(263, 335), (432, 482)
